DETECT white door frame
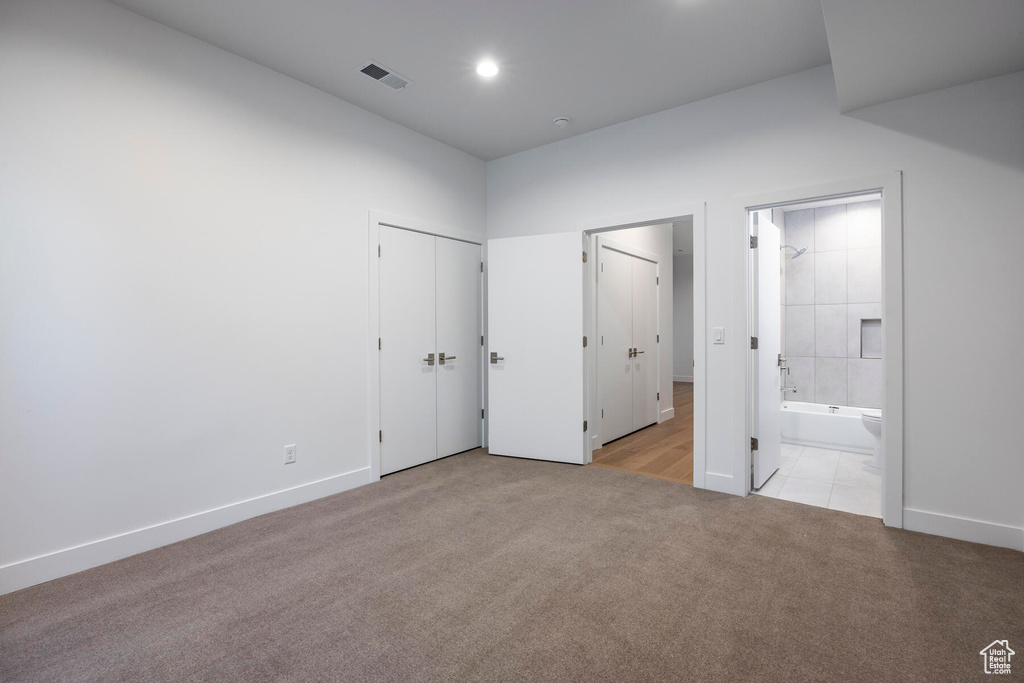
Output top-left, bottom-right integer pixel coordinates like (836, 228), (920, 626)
(739, 172), (904, 528)
(579, 202), (708, 488)
(367, 211), (484, 481)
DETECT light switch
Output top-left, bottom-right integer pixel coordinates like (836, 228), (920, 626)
(713, 327), (725, 344)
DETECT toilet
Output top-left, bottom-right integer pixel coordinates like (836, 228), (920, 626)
(861, 410), (883, 468)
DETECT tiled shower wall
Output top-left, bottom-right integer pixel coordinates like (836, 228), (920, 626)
(782, 200), (882, 408)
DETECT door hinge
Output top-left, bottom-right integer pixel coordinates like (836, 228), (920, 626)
(583, 251), (588, 263)
(657, 334), (660, 343)
(378, 244), (381, 257)
(583, 336), (588, 347)
(583, 420), (588, 431)
(379, 430), (382, 443)
(601, 408), (604, 418)
(481, 408), (485, 419)
(481, 335), (484, 346)
(750, 336), (758, 349)
(657, 392), (660, 400)
(751, 437), (758, 451)
(656, 276), (659, 285)
(378, 337), (381, 350)
(480, 261), (484, 272)
(750, 236), (758, 249)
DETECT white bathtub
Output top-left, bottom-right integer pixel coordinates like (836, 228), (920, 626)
(780, 401), (875, 454)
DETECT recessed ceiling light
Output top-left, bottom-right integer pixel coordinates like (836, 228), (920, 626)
(476, 60), (499, 78)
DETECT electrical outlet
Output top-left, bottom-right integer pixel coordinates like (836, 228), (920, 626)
(284, 444), (297, 465)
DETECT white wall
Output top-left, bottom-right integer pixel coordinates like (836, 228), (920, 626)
(0, 0), (485, 592)
(673, 254), (694, 382)
(488, 65), (1024, 548)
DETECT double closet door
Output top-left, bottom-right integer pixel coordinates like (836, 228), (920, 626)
(379, 226), (481, 475)
(598, 241), (659, 445)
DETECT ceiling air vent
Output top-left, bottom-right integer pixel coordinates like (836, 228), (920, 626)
(359, 62), (411, 91)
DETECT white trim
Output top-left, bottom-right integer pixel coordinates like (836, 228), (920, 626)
(903, 508), (1024, 552)
(739, 172), (905, 526)
(673, 375), (694, 383)
(578, 202), (707, 485)
(367, 212), (485, 481)
(660, 407), (675, 421)
(0, 466), (373, 596)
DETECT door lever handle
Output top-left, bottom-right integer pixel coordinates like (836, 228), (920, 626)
(423, 352), (435, 365)
(635, 350), (645, 355)
(439, 352), (456, 364)
(490, 352), (504, 363)
(628, 347), (635, 358)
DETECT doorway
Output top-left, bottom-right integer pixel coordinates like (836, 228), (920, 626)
(743, 174), (904, 528)
(588, 222), (696, 485)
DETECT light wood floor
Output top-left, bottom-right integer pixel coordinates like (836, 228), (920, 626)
(590, 382), (694, 485)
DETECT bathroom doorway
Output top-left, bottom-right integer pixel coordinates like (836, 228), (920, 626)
(743, 174), (904, 527)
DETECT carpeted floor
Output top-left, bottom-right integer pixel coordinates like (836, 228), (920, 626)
(1, 450), (1021, 682)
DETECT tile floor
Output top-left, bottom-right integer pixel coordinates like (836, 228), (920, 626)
(753, 443), (881, 518)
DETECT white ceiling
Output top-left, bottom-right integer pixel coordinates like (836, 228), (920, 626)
(822, 0), (1024, 112)
(108, 0), (831, 160)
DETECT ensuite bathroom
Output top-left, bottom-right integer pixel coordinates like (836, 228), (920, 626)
(755, 195), (884, 517)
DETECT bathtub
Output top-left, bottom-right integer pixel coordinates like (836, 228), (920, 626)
(780, 401), (875, 454)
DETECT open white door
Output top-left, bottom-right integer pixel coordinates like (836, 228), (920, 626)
(752, 211), (782, 489)
(488, 233), (585, 464)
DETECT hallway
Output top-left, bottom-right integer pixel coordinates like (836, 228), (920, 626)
(590, 382), (694, 485)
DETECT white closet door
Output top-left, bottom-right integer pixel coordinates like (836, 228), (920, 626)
(436, 237), (482, 458)
(753, 211), (782, 489)
(487, 233), (585, 464)
(598, 244), (634, 445)
(631, 257), (659, 430)
(379, 226), (437, 475)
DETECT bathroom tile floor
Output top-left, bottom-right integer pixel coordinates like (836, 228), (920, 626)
(753, 443), (881, 518)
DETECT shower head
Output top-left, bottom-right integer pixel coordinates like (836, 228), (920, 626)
(781, 245), (807, 258)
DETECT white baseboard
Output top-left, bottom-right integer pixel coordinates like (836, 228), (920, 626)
(903, 508), (1024, 552)
(0, 466), (374, 596)
(659, 407), (675, 422)
(673, 375), (693, 383)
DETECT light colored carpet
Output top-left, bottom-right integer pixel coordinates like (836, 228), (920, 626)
(1, 449), (1021, 682)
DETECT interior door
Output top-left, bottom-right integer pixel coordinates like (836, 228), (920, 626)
(631, 257), (659, 430)
(598, 244), (633, 444)
(436, 237), (482, 457)
(379, 226), (437, 475)
(753, 211), (782, 489)
(488, 233), (585, 464)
